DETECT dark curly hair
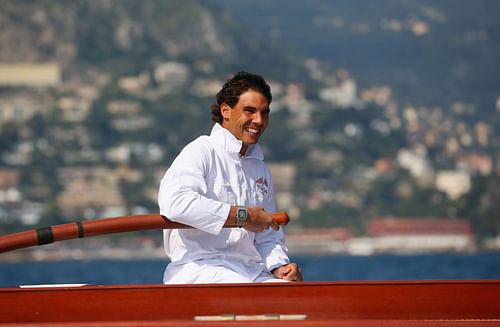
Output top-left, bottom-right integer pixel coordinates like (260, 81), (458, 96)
(211, 71), (272, 123)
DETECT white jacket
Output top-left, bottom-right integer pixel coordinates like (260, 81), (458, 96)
(158, 123), (289, 282)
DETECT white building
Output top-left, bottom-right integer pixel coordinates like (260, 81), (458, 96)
(435, 170), (471, 200)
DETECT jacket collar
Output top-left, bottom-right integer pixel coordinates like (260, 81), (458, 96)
(210, 123), (264, 160)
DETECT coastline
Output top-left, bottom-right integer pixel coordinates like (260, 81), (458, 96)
(1, 235), (496, 262)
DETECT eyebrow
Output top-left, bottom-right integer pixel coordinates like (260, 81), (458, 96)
(243, 106), (270, 111)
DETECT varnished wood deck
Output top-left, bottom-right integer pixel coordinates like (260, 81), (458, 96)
(1, 280), (499, 326)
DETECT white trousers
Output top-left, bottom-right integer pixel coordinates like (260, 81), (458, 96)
(163, 262), (288, 284)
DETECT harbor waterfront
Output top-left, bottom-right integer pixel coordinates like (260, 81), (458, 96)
(1, 222), (499, 286)
(1, 252), (499, 287)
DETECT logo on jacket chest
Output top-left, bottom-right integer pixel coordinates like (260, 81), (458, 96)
(255, 177), (269, 197)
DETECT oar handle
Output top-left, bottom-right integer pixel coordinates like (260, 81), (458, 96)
(0, 212), (289, 254)
(270, 212), (289, 225)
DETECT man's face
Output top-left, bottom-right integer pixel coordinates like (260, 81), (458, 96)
(221, 89), (270, 153)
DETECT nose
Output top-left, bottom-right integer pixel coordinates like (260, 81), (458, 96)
(252, 112), (263, 125)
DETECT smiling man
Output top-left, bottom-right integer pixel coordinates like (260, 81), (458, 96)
(158, 71), (302, 284)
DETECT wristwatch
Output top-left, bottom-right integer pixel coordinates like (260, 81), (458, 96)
(236, 207), (248, 227)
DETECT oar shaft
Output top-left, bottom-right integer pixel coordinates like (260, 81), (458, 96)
(0, 212), (289, 253)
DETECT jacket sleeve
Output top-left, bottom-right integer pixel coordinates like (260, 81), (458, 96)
(158, 140), (230, 235)
(254, 172), (290, 271)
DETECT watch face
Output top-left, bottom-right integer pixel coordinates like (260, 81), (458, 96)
(236, 208), (248, 227)
(237, 209), (247, 219)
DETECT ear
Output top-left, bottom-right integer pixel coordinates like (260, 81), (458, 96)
(221, 103), (232, 120)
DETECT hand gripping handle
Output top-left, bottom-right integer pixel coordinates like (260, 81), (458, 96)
(271, 212), (290, 225)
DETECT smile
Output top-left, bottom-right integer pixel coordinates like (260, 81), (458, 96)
(245, 127), (260, 135)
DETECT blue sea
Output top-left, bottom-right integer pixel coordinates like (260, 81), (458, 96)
(1, 253), (499, 287)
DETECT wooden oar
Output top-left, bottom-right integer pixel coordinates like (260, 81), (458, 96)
(0, 212), (289, 253)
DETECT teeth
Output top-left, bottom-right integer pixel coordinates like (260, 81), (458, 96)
(246, 128), (259, 134)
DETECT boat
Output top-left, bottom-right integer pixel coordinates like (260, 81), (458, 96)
(1, 214), (500, 326)
(1, 280), (500, 326)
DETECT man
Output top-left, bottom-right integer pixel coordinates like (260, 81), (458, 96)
(158, 71), (302, 283)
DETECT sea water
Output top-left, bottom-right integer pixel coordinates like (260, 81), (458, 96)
(1, 252), (499, 287)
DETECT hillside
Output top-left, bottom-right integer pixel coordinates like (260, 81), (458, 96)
(214, 0), (500, 110)
(0, 0), (307, 79)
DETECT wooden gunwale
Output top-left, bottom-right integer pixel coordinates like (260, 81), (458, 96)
(0, 280), (499, 326)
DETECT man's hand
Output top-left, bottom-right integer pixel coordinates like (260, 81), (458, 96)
(272, 263), (303, 281)
(244, 207), (279, 232)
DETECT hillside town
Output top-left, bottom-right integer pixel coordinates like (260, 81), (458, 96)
(1, 59), (499, 259)
(1, 1), (499, 259)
